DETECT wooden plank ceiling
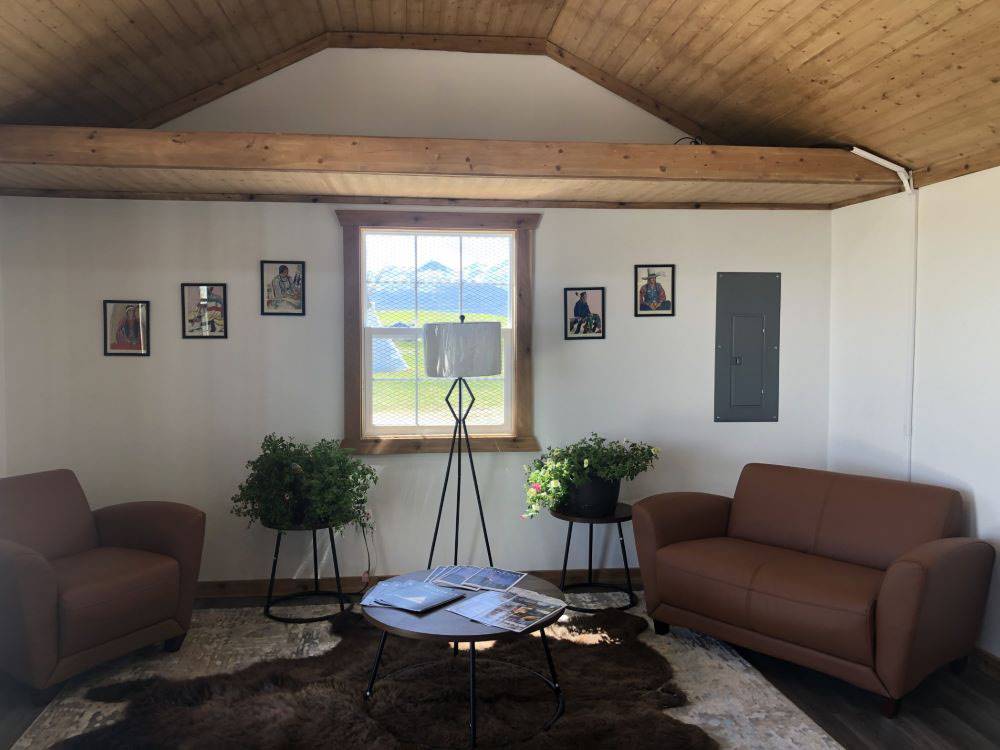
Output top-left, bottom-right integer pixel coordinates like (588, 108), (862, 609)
(0, 1), (994, 199)
(0, 125), (900, 209)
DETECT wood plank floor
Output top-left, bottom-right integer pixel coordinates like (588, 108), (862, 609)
(3, 597), (1000, 749)
(738, 648), (1000, 749)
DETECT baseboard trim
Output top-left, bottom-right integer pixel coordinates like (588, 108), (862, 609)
(196, 567), (642, 600)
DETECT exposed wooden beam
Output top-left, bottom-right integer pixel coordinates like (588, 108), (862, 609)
(544, 42), (726, 145)
(335, 211), (542, 228)
(0, 126), (898, 185)
(0, 188), (835, 210)
(325, 31), (546, 55)
(828, 187), (904, 210)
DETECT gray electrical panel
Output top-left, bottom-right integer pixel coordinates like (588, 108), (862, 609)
(714, 272), (780, 422)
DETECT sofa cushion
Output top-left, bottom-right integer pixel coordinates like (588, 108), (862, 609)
(51, 547), (179, 656)
(748, 554), (884, 665)
(656, 537), (801, 629)
(728, 464), (834, 554)
(657, 537), (884, 665)
(728, 463), (962, 569)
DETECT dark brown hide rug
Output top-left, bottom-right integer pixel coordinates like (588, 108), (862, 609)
(56, 610), (717, 749)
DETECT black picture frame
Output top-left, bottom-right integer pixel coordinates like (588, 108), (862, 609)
(260, 260), (306, 316)
(564, 286), (606, 340)
(181, 283), (228, 339)
(634, 264), (676, 317)
(103, 300), (150, 356)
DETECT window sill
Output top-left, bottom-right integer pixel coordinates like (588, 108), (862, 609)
(343, 435), (541, 455)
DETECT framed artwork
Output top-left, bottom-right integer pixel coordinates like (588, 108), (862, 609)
(103, 300), (150, 356)
(564, 287), (605, 340)
(181, 283), (228, 338)
(261, 260), (305, 315)
(634, 264), (675, 317)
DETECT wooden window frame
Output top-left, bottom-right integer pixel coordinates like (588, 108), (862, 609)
(338, 210), (540, 455)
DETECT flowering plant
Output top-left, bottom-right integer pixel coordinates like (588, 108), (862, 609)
(523, 433), (659, 518)
(231, 434), (376, 531)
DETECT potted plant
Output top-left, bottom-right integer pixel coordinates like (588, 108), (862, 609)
(523, 433), (659, 519)
(232, 434), (377, 531)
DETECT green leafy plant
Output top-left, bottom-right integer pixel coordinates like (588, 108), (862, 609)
(232, 434), (377, 530)
(523, 433), (659, 518)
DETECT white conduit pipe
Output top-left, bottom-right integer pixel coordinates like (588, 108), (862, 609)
(851, 146), (913, 193)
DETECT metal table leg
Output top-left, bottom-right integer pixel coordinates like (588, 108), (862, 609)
(557, 520), (638, 613)
(364, 631), (388, 701)
(617, 521), (635, 600)
(559, 522), (573, 591)
(264, 528), (351, 623)
(468, 641), (477, 748)
(540, 628), (565, 728)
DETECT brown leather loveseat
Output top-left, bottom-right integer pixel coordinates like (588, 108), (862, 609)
(633, 463), (995, 714)
(0, 469), (206, 697)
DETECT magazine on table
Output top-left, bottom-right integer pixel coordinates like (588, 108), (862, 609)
(361, 579), (462, 613)
(433, 565), (484, 590)
(429, 565), (526, 592)
(446, 587), (566, 633)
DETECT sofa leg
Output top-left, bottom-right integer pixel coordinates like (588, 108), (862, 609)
(880, 698), (900, 718)
(164, 634), (187, 653)
(950, 656), (969, 675)
(653, 620), (670, 635)
(30, 684), (62, 706)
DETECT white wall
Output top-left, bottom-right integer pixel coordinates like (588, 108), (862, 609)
(0, 48), (832, 585)
(828, 192), (916, 479)
(910, 167), (1000, 655)
(829, 167), (1000, 655)
(165, 47), (689, 143)
(0, 197), (833, 582)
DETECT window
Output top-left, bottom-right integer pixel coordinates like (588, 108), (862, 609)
(338, 211), (539, 454)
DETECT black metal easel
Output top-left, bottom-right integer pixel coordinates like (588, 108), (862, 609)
(427, 376), (494, 568)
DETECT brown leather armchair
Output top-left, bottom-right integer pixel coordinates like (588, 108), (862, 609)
(634, 463), (995, 715)
(0, 469), (205, 695)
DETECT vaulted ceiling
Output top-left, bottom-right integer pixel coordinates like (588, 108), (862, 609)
(1, 1), (997, 189)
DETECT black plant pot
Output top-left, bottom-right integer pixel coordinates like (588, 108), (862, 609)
(559, 476), (621, 518)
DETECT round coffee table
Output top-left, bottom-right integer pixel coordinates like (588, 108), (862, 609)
(550, 503), (638, 612)
(362, 571), (566, 748)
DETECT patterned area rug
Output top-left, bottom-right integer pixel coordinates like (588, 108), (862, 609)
(13, 593), (841, 749)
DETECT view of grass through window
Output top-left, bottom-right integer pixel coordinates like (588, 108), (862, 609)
(364, 230), (512, 432)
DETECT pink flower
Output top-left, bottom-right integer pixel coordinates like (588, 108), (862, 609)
(531, 482), (542, 492)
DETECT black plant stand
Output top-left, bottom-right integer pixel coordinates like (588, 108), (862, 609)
(263, 525), (349, 624)
(550, 503), (637, 613)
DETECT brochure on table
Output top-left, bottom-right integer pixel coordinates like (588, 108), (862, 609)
(446, 587), (566, 632)
(362, 566), (566, 632)
(426, 565), (526, 592)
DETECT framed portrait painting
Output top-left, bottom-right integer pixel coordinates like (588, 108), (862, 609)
(261, 260), (305, 315)
(181, 283), (227, 338)
(634, 264), (675, 317)
(103, 300), (150, 356)
(564, 287), (605, 340)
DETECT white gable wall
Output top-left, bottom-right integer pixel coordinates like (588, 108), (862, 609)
(165, 48), (689, 143)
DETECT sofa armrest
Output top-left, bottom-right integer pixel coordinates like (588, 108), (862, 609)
(632, 492), (732, 613)
(0, 539), (58, 688)
(876, 537), (995, 698)
(94, 501), (206, 630)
